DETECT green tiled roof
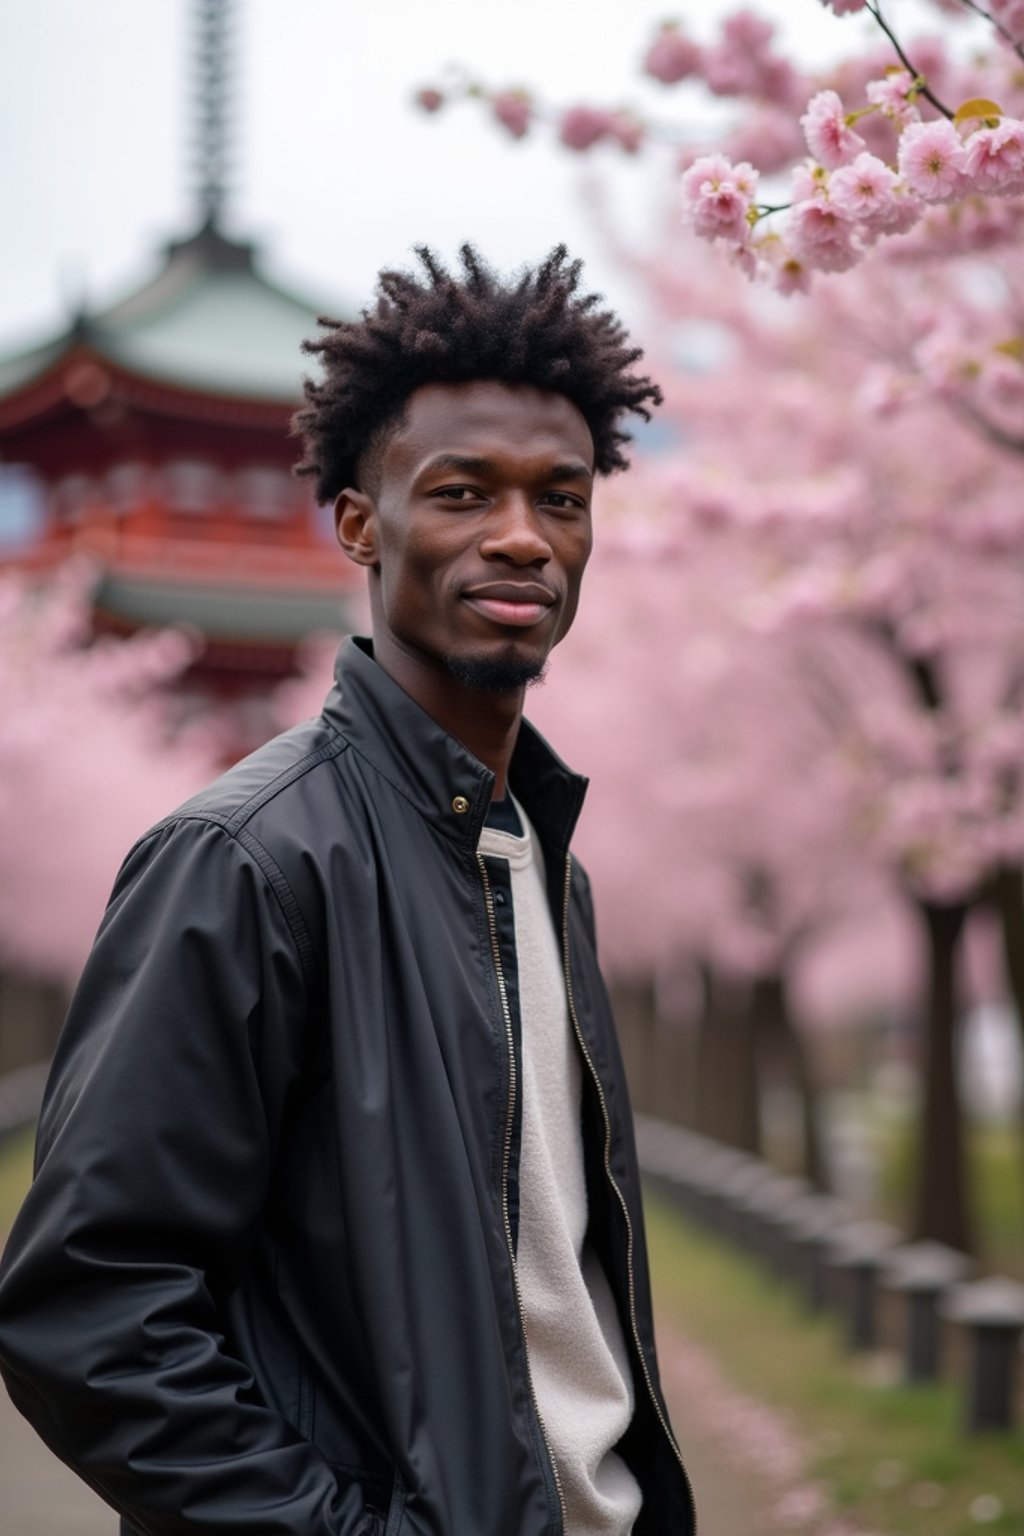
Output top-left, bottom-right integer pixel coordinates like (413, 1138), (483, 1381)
(96, 570), (353, 644)
(0, 222), (337, 405)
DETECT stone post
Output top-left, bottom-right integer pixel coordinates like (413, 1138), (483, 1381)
(884, 1242), (972, 1383)
(944, 1278), (1024, 1432)
(827, 1220), (902, 1351)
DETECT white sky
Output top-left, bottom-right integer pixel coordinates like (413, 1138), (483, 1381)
(0, 1), (958, 351)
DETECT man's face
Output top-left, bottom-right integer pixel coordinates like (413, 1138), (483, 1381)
(343, 380), (595, 693)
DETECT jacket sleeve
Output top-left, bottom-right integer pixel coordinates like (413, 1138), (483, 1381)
(0, 816), (376, 1536)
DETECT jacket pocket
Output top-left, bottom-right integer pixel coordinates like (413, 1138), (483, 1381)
(296, 1362), (315, 1441)
(384, 1467), (407, 1536)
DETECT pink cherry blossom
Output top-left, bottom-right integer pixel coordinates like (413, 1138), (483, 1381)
(865, 69), (920, 128)
(988, 0), (1024, 40)
(974, 351), (1024, 435)
(0, 564), (219, 983)
(491, 91), (531, 140)
(722, 107), (806, 174)
(415, 86), (444, 113)
(897, 119), (968, 202)
(962, 119), (1024, 195)
(558, 105), (611, 151)
(914, 323), (972, 396)
(787, 200), (860, 271)
(906, 34), (955, 93)
(801, 89), (868, 168)
(702, 12), (780, 99)
(428, 0), (1024, 276)
(681, 155), (759, 244)
(760, 56), (806, 111)
(888, 193), (1024, 257)
(957, 499), (1024, 555)
(607, 112), (645, 154)
(643, 23), (703, 85)
(730, 243), (759, 280)
(829, 152), (901, 228)
(855, 363), (916, 416)
(757, 235), (813, 295)
(772, 254), (813, 296)
(882, 180), (925, 236)
(721, 9), (776, 52)
(790, 159), (831, 204)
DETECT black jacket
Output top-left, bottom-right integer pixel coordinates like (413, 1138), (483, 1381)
(0, 638), (694, 1536)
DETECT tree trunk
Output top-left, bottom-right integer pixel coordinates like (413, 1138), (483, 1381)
(986, 862), (1024, 1191)
(752, 973), (830, 1191)
(988, 861), (1024, 1057)
(694, 970), (760, 1155)
(609, 976), (658, 1115)
(911, 900), (974, 1253)
(651, 1010), (694, 1129)
(653, 960), (703, 1129)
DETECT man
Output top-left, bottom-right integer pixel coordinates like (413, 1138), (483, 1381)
(0, 246), (694, 1536)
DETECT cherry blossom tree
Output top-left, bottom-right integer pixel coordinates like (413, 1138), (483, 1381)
(419, 2), (1024, 294)
(0, 561), (220, 989)
(601, 224), (1024, 1246)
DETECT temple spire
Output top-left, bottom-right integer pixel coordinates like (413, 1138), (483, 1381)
(192, 0), (235, 229)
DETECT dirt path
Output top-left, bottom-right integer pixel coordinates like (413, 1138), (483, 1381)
(655, 1305), (888, 1536)
(657, 1321), (784, 1535)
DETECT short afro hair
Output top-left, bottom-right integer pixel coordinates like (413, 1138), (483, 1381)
(291, 243), (661, 504)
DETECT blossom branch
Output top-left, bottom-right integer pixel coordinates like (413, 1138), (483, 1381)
(953, 0), (1024, 65)
(955, 399), (1024, 456)
(865, 1), (955, 119)
(419, 8), (1024, 291)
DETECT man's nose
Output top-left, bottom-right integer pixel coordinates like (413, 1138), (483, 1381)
(479, 494), (552, 564)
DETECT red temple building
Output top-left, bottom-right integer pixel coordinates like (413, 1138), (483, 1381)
(0, 3), (358, 752)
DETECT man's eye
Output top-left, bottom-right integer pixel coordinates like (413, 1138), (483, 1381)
(543, 492), (584, 511)
(433, 486), (479, 502)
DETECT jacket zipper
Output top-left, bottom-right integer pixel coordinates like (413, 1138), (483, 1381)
(561, 855), (698, 1535)
(477, 853), (567, 1535)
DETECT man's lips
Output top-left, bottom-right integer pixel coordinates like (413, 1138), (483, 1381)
(461, 583), (557, 629)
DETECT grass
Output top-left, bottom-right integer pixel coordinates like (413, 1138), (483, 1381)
(972, 1126), (1024, 1276)
(645, 1186), (1024, 1536)
(0, 1128), (33, 1237)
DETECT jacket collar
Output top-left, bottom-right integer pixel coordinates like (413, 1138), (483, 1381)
(322, 637), (588, 856)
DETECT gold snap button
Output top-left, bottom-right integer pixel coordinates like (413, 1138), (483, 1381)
(451, 795), (470, 815)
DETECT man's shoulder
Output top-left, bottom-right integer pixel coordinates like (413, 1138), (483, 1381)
(153, 713), (350, 846)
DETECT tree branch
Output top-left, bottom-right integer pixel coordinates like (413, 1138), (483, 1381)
(866, 1), (955, 119)
(955, 399), (1024, 457)
(953, 0), (1024, 66)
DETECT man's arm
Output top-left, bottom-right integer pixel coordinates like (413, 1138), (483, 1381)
(0, 817), (374, 1535)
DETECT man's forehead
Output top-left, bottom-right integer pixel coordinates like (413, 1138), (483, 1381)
(384, 380), (594, 471)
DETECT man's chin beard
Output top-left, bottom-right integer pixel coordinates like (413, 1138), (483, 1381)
(442, 649), (548, 695)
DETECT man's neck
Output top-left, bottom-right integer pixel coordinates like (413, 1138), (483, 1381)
(370, 636), (524, 799)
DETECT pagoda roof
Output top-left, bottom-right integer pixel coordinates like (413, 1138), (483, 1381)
(94, 569), (353, 645)
(0, 222), (334, 407)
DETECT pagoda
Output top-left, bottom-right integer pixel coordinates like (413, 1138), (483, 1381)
(0, 0), (359, 751)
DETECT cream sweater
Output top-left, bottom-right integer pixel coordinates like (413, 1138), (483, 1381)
(478, 809), (641, 1536)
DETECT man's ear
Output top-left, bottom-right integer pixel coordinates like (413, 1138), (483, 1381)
(335, 488), (380, 570)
